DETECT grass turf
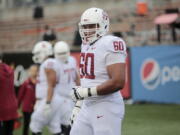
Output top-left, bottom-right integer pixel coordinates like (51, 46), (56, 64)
(14, 104), (180, 135)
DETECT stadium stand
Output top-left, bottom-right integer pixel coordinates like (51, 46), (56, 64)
(0, 0), (179, 52)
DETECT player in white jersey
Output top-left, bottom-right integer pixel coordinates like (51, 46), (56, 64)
(54, 41), (80, 135)
(30, 41), (62, 135)
(70, 7), (127, 135)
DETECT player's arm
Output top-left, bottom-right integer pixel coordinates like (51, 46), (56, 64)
(71, 59), (125, 100)
(71, 37), (126, 101)
(96, 62), (125, 95)
(45, 68), (56, 103)
(75, 70), (81, 86)
(17, 83), (26, 107)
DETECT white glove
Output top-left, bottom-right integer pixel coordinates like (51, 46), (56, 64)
(71, 86), (97, 101)
(42, 103), (51, 118)
(70, 100), (83, 125)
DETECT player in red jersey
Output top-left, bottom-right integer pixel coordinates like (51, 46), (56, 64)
(18, 64), (38, 135)
(0, 53), (18, 135)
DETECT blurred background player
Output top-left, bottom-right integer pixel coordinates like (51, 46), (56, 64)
(42, 25), (57, 45)
(30, 41), (62, 135)
(70, 7), (126, 135)
(0, 53), (18, 135)
(18, 64), (39, 135)
(54, 41), (80, 135)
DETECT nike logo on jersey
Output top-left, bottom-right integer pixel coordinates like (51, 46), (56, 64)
(97, 115), (103, 119)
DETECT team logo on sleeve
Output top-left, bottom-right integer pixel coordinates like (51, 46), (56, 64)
(141, 59), (161, 90)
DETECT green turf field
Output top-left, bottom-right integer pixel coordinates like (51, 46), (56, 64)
(14, 104), (180, 135)
(122, 104), (180, 135)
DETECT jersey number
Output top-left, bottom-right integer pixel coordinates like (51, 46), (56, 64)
(113, 41), (124, 51)
(80, 53), (95, 79)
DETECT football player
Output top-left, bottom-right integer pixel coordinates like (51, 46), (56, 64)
(70, 7), (127, 135)
(54, 41), (80, 135)
(30, 41), (62, 135)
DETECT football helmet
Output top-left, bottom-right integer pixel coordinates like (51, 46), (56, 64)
(32, 41), (53, 64)
(79, 7), (109, 44)
(54, 41), (70, 63)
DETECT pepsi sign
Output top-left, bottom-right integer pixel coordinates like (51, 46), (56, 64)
(141, 58), (161, 90)
(131, 45), (180, 104)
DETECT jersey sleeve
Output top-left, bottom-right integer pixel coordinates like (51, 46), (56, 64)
(105, 36), (127, 66)
(44, 58), (57, 70)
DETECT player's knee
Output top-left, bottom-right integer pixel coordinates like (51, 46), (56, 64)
(30, 120), (42, 133)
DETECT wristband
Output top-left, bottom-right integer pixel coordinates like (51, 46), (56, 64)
(89, 87), (97, 96)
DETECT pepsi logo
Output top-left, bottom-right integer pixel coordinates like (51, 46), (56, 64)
(141, 59), (161, 90)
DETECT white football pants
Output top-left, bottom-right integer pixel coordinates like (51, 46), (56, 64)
(70, 100), (125, 135)
(59, 97), (75, 125)
(30, 95), (62, 134)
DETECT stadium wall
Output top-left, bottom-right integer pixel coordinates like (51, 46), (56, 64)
(130, 45), (180, 104)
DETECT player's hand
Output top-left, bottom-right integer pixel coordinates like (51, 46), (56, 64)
(42, 103), (51, 118)
(71, 86), (97, 101)
(70, 100), (83, 125)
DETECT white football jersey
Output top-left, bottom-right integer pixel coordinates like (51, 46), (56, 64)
(55, 56), (78, 98)
(36, 58), (59, 99)
(80, 35), (127, 101)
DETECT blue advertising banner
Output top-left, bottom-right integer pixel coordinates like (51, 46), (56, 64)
(130, 45), (180, 104)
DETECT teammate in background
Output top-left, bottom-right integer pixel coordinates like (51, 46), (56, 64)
(70, 7), (127, 135)
(43, 25), (57, 45)
(54, 41), (80, 135)
(30, 41), (62, 135)
(0, 53), (18, 135)
(18, 64), (39, 135)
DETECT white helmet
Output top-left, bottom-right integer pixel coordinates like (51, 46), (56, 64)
(79, 7), (109, 44)
(54, 41), (70, 63)
(32, 41), (53, 64)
